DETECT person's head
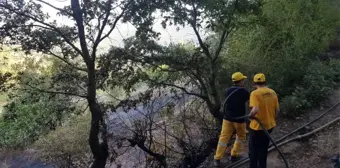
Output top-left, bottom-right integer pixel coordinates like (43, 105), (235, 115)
(232, 72), (247, 87)
(253, 73), (267, 88)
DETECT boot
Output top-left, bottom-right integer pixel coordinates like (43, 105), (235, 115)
(213, 159), (221, 167)
(230, 155), (241, 163)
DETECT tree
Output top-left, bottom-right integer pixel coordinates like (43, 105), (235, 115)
(98, 0), (261, 166)
(0, 0), (160, 167)
(103, 0), (261, 126)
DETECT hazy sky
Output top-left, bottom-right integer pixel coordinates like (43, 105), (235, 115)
(40, 0), (201, 52)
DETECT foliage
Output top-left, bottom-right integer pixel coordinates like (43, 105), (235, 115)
(281, 60), (340, 117)
(34, 113), (91, 168)
(0, 0), (339, 167)
(100, 0), (262, 128)
(0, 0), (165, 165)
(226, 0), (340, 96)
(0, 75), (80, 148)
(0, 56), (84, 148)
(223, 0), (340, 116)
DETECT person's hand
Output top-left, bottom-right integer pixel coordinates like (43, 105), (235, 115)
(249, 107), (258, 118)
(248, 112), (255, 118)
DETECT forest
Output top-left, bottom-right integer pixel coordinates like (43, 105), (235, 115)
(0, 0), (340, 167)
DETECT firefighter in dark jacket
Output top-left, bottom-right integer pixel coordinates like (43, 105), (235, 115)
(214, 72), (250, 167)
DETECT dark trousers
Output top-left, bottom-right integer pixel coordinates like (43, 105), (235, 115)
(248, 128), (273, 168)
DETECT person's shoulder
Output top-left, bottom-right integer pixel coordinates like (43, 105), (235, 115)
(251, 88), (260, 93)
(240, 88), (250, 94)
(226, 87), (234, 93)
(267, 88), (277, 94)
(250, 89), (259, 96)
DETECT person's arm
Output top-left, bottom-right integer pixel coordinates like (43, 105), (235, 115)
(244, 90), (250, 115)
(245, 100), (250, 115)
(275, 107), (280, 118)
(275, 94), (280, 118)
(249, 106), (259, 117)
(249, 92), (259, 117)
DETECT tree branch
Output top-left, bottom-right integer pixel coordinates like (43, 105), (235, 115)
(127, 138), (166, 163)
(24, 83), (87, 98)
(0, 4), (84, 57)
(0, 24), (50, 30)
(213, 29), (228, 61)
(34, 0), (72, 16)
(147, 78), (208, 100)
(97, 0), (132, 45)
(92, 0), (113, 58)
(213, 0), (238, 61)
(47, 50), (87, 72)
(190, 1), (212, 59)
(71, 0), (92, 65)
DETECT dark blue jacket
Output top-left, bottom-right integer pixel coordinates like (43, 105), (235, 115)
(223, 86), (250, 123)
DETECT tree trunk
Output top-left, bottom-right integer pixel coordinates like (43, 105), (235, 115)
(87, 67), (109, 168)
(206, 102), (223, 128)
(137, 142), (166, 167)
(180, 137), (219, 168)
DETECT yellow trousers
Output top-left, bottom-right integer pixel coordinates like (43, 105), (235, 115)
(214, 120), (247, 160)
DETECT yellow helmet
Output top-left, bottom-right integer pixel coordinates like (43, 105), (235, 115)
(232, 72), (247, 82)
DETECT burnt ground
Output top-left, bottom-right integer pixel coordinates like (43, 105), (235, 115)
(201, 90), (340, 168)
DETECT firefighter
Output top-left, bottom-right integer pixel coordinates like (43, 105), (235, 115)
(248, 73), (280, 168)
(214, 72), (250, 167)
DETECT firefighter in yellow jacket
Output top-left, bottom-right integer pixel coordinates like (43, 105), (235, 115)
(248, 73), (280, 168)
(214, 72), (250, 167)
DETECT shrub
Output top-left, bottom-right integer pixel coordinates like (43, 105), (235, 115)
(33, 113), (91, 168)
(0, 90), (78, 148)
(328, 59), (340, 83)
(280, 92), (310, 117)
(280, 60), (340, 117)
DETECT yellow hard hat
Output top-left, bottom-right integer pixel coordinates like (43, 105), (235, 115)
(232, 72), (247, 82)
(253, 73), (266, 82)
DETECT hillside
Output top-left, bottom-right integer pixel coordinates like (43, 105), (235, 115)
(0, 0), (340, 168)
